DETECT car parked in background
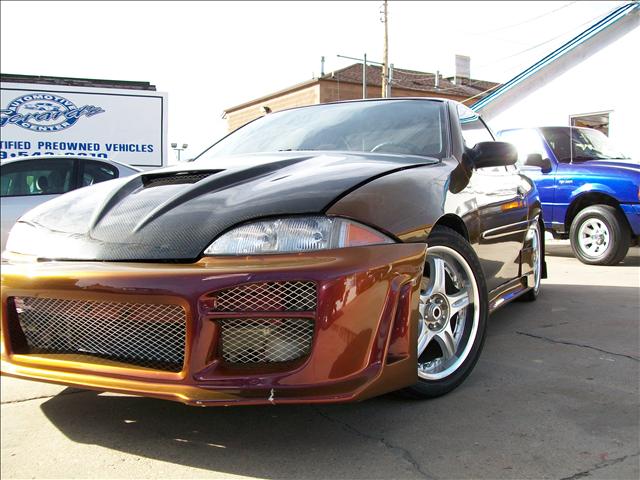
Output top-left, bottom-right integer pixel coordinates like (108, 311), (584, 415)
(497, 127), (639, 265)
(1, 99), (544, 405)
(0, 156), (140, 251)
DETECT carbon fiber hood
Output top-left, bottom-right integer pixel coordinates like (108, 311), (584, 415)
(16, 151), (435, 261)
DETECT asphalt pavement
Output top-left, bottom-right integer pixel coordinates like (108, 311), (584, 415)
(2, 242), (639, 479)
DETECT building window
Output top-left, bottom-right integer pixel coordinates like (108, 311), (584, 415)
(570, 111), (610, 136)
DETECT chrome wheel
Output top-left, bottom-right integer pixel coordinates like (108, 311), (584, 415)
(578, 217), (610, 258)
(417, 245), (480, 381)
(528, 222), (541, 293)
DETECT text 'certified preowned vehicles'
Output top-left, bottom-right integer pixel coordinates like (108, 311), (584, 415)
(1, 99), (545, 406)
(0, 155), (140, 250)
(498, 127), (639, 265)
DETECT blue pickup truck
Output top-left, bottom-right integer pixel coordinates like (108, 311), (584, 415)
(497, 126), (639, 265)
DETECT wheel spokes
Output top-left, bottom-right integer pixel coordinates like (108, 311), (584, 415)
(424, 257), (446, 297)
(417, 325), (436, 357)
(417, 247), (481, 381)
(434, 325), (456, 360)
(448, 290), (470, 318)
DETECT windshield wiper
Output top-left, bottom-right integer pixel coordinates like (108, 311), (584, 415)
(278, 148), (318, 152)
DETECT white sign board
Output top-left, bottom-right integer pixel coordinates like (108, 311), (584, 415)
(0, 82), (168, 168)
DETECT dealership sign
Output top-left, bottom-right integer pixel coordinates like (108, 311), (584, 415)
(0, 82), (168, 168)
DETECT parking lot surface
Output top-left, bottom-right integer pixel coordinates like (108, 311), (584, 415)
(2, 242), (639, 479)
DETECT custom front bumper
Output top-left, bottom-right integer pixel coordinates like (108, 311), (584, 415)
(1, 244), (426, 406)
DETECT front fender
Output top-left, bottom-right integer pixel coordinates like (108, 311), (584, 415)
(569, 183), (617, 202)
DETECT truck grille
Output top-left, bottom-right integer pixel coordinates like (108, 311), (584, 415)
(206, 281), (316, 312)
(217, 318), (314, 364)
(11, 296), (186, 372)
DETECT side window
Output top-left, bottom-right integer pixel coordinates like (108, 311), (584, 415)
(0, 159), (75, 197)
(498, 129), (548, 167)
(81, 161), (118, 187)
(457, 104), (494, 149)
(457, 104), (504, 172)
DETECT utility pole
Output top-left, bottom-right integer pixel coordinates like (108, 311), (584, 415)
(381, 0), (389, 97)
(363, 53), (367, 99)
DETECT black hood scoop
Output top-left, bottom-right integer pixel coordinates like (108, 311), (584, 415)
(142, 170), (222, 188)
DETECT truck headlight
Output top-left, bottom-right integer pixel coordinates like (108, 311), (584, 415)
(204, 216), (394, 255)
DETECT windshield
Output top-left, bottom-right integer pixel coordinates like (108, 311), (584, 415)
(197, 100), (448, 161)
(540, 127), (627, 163)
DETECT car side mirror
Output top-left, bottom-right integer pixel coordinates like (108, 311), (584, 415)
(524, 153), (552, 172)
(469, 142), (517, 169)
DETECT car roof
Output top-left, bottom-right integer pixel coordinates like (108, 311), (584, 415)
(0, 155), (141, 171)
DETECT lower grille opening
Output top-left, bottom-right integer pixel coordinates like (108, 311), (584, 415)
(10, 296), (186, 372)
(217, 318), (314, 364)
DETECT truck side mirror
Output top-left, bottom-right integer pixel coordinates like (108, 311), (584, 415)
(525, 153), (552, 172)
(469, 142), (517, 169)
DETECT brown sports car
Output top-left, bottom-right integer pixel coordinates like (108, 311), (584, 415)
(1, 98), (545, 405)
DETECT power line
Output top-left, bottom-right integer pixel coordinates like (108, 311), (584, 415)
(474, 9), (608, 71)
(472, 1), (577, 35)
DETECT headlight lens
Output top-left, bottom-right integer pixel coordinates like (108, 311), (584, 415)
(204, 216), (394, 255)
(4, 222), (40, 257)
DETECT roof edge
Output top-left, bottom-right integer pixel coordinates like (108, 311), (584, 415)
(0, 73), (156, 91)
(471, 2), (639, 112)
(224, 78), (319, 113)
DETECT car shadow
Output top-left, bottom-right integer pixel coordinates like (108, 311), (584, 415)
(38, 283), (639, 479)
(39, 387), (439, 479)
(545, 242), (640, 266)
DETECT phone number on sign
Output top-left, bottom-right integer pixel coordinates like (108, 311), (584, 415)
(0, 151), (108, 159)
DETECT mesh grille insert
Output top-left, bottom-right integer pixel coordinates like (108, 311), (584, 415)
(12, 296), (186, 372)
(218, 318), (314, 364)
(143, 171), (217, 188)
(208, 281), (316, 312)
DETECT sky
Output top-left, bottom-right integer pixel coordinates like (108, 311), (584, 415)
(0, 0), (627, 161)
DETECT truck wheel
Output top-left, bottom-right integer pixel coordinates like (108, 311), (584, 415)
(570, 205), (630, 265)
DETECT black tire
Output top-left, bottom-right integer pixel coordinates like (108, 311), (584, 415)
(403, 226), (489, 399)
(570, 205), (630, 266)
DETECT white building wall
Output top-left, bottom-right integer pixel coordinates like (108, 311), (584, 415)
(488, 25), (640, 160)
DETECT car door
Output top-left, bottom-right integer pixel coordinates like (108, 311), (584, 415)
(459, 109), (529, 291)
(1, 157), (77, 250)
(497, 128), (557, 230)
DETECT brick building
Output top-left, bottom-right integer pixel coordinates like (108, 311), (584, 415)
(223, 63), (499, 131)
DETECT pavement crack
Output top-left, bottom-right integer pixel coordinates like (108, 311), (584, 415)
(516, 331), (640, 362)
(313, 406), (434, 479)
(1, 388), (85, 405)
(560, 452), (639, 479)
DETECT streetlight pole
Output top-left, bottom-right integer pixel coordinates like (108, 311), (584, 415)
(171, 143), (188, 162)
(337, 54), (384, 100)
(381, 0), (389, 98)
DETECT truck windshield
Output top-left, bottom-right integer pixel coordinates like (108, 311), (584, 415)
(196, 100), (447, 161)
(540, 127), (628, 163)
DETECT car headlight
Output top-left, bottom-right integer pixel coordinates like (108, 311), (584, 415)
(204, 216), (394, 255)
(4, 222), (40, 257)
